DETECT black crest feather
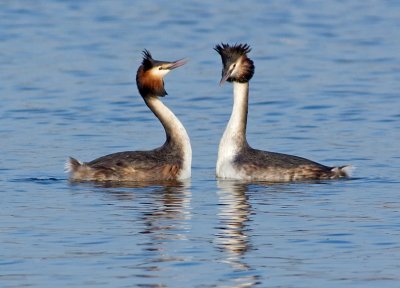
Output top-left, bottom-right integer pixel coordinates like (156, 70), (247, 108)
(141, 49), (154, 71)
(214, 43), (254, 83)
(214, 43), (251, 63)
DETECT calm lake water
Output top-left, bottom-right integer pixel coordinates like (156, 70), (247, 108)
(1, 1), (400, 287)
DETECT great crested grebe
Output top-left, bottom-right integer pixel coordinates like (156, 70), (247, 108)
(66, 50), (191, 182)
(214, 43), (352, 182)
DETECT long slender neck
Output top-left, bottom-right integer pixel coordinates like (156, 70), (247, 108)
(143, 95), (191, 179)
(144, 96), (190, 149)
(221, 82), (249, 149)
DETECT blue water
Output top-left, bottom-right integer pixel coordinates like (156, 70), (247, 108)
(1, 1), (400, 287)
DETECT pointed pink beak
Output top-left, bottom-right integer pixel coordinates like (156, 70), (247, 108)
(167, 58), (188, 70)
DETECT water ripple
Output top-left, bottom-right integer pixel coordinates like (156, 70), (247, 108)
(1, 1), (400, 287)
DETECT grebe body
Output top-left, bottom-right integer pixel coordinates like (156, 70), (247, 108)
(215, 43), (352, 182)
(67, 50), (191, 182)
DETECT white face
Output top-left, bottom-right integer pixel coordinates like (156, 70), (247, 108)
(150, 66), (171, 77)
(227, 57), (243, 79)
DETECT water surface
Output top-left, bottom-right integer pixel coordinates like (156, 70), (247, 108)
(1, 1), (400, 287)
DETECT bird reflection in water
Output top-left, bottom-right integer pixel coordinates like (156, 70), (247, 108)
(77, 180), (192, 279)
(138, 180), (191, 239)
(134, 180), (192, 279)
(216, 180), (261, 286)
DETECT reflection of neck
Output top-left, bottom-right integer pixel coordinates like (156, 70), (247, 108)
(220, 82), (249, 152)
(217, 180), (251, 268)
(144, 95), (192, 177)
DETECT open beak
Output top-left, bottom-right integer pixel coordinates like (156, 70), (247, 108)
(166, 58), (188, 70)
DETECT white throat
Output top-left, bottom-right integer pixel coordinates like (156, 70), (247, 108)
(216, 82), (249, 178)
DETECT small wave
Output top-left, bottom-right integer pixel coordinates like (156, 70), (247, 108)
(11, 177), (66, 184)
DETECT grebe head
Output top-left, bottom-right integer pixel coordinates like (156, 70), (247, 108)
(136, 49), (187, 97)
(214, 43), (254, 85)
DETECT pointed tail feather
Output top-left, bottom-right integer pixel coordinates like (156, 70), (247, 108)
(331, 165), (355, 178)
(65, 157), (83, 173)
